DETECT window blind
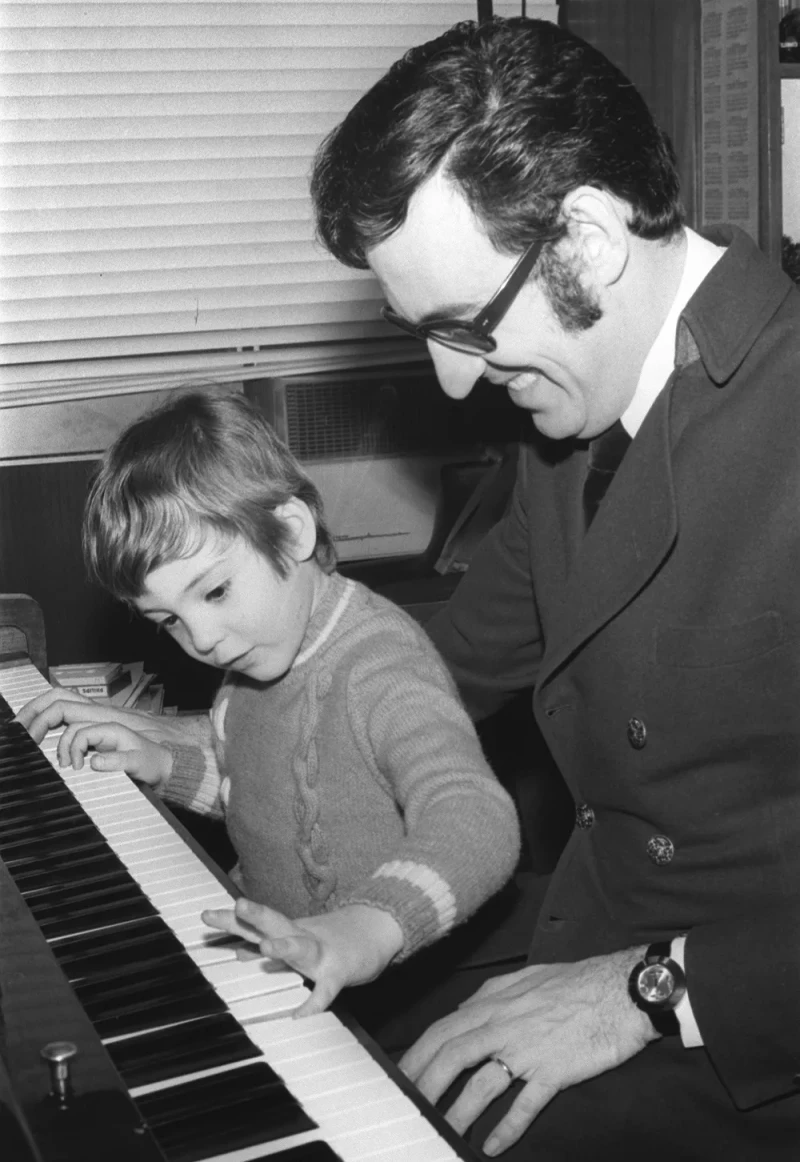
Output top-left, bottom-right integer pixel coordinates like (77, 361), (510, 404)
(0, 1), (544, 404)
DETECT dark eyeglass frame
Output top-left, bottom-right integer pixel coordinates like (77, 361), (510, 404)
(381, 235), (545, 356)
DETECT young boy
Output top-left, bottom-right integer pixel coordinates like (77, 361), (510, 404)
(18, 390), (520, 1017)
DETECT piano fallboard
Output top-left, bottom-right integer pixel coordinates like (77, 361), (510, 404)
(0, 659), (478, 1162)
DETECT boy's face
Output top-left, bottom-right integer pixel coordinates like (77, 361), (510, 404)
(134, 531), (320, 682)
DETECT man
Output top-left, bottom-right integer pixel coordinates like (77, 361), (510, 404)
(310, 16), (800, 1161)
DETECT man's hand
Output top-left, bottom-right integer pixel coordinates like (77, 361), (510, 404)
(399, 948), (657, 1156)
(201, 897), (404, 1017)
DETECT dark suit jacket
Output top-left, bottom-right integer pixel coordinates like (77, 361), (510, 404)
(427, 225), (800, 1156)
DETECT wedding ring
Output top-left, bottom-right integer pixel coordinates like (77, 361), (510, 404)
(491, 1055), (515, 1082)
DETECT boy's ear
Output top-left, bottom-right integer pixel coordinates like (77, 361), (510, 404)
(275, 498), (317, 563)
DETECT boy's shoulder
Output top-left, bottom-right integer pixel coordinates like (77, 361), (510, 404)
(328, 574), (443, 661)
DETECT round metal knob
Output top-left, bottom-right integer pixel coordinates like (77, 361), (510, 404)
(41, 1041), (77, 1098)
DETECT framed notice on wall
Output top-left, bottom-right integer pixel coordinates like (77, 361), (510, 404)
(700, 0), (761, 243)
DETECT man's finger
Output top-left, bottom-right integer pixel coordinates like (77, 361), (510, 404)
(405, 1028), (496, 1107)
(480, 1078), (557, 1157)
(443, 1058), (516, 1137)
(399, 1008), (480, 1084)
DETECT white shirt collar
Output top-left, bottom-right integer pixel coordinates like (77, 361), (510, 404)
(620, 227), (726, 437)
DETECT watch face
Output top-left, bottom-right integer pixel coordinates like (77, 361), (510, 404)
(637, 963), (675, 1006)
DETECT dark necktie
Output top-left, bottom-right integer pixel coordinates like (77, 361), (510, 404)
(582, 419), (632, 529)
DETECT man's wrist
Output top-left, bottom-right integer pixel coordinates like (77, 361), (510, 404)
(628, 941), (686, 1037)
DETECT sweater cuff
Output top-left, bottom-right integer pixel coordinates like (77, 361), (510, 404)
(161, 742), (225, 821)
(340, 859), (458, 961)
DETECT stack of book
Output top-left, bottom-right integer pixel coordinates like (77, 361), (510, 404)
(50, 661), (156, 709)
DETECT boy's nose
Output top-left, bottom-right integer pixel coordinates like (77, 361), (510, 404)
(427, 342), (487, 400)
(186, 618), (224, 657)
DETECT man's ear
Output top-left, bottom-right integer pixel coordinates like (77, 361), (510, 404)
(275, 498), (318, 563)
(559, 186), (630, 288)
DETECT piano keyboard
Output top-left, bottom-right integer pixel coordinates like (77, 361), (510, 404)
(0, 660), (475, 1162)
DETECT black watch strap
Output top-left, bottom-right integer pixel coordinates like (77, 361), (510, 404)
(628, 940), (685, 1037)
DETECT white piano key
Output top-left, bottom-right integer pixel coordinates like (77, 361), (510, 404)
(227, 987), (311, 1023)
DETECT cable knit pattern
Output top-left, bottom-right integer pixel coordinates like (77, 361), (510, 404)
(163, 571), (521, 959)
(292, 665), (337, 904)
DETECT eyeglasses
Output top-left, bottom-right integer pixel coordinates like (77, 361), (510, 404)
(381, 236), (544, 356)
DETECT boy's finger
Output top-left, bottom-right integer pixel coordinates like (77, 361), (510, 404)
(259, 934), (323, 978)
(201, 908), (261, 942)
(235, 897), (297, 938)
(295, 976), (338, 1018)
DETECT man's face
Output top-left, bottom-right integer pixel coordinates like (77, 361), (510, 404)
(368, 173), (629, 440)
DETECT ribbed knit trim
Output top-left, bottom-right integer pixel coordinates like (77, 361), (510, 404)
(162, 742), (225, 821)
(293, 576), (356, 669)
(371, 859), (458, 931)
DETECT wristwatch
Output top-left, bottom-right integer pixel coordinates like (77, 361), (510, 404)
(628, 940), (686, 1036)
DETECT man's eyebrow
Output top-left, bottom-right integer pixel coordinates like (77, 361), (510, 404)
(409, 301), (482, 326)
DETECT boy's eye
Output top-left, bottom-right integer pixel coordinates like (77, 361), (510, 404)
(206, 582), (228, 602)
(158, 614), (179, 632)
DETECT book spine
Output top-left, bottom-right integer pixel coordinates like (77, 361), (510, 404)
(74, 683), (112, 697)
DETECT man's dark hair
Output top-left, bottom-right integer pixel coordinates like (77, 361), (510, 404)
(312, 17), (683, 270)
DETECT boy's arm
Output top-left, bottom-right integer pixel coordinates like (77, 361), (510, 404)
(159, 713), (226, 821)
(339, 634), (522, 960)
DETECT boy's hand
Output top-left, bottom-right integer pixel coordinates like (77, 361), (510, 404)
(15, 686), (189, 751)
(201, 897), (404, 1016)
(60, 720), (173, 787)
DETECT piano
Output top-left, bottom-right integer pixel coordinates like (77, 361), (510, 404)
(0, 655), (478, 1162)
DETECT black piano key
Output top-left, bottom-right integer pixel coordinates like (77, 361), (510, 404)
(135, 1061), (315, 1162)
(53, 915), (188, 979)
(73, 963), (229, 1040)
(0, 755), (63, 782)
(0, 801), (89, 837)
(253, 1145), (344, 1162)
(25, 879), (159, 940)
(107, 1012), (261, 1089)
(0, 783), (78, 810)
(0, 828), (113, 865)
(13, 847), (129, 892)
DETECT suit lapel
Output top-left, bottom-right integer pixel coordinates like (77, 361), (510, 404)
(538, 387), (677, 687)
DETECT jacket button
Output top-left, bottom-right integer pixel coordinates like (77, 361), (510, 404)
(646, 835), (675, 865)
(627, 717), (647, 749)
(575, 803), (595, 829)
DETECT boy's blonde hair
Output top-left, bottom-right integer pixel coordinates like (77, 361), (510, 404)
(84, 390), (336, 602)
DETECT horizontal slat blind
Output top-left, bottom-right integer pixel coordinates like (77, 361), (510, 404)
(0, 1), (552, 403)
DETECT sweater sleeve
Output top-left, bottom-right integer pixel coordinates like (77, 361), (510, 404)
(337, 622), (521, 959)
(159, 712), (226, 821)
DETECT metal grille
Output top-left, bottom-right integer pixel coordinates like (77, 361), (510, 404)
(283, 372), (523, 461)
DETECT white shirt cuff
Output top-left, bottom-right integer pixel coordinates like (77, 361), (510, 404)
(671, 934), (703, 1048)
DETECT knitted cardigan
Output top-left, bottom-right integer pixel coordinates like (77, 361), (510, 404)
(162, 571), (520, 959)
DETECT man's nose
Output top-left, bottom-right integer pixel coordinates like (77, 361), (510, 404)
(427, 342), (487, 400)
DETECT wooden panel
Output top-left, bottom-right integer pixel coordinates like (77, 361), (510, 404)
(563, 0), (703, 228)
